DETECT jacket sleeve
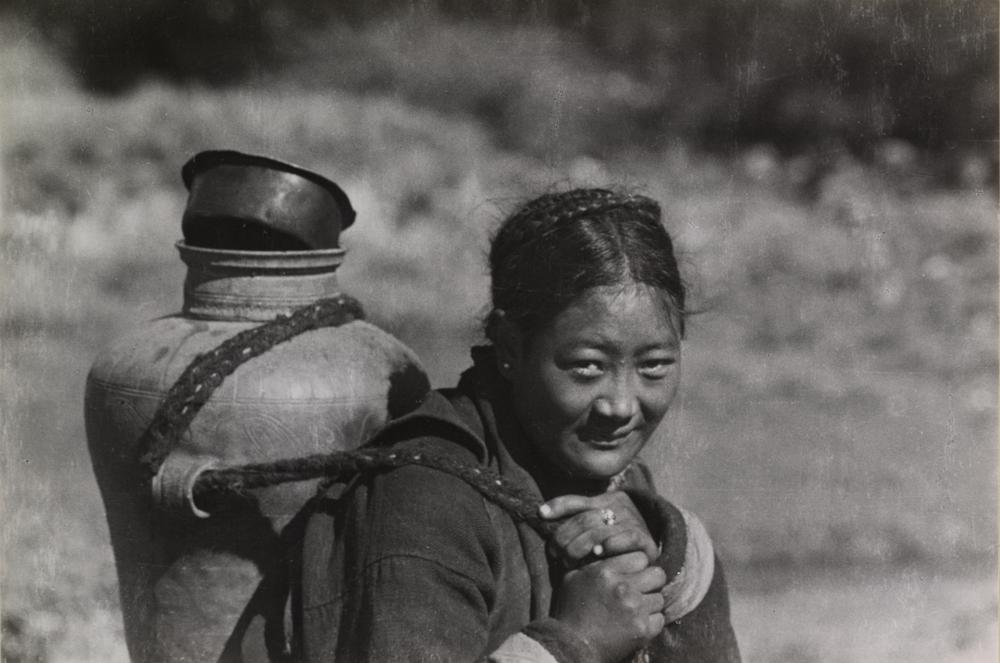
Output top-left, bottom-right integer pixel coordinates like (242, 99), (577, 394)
(488, 619), (599, 663)
(650, 554), (741, 663)
(625, 487), (742, 663)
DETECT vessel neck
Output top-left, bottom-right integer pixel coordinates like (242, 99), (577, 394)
(177, 241), (345, 322)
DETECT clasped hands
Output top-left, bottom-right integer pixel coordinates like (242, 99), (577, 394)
(540, 492), (667, 663)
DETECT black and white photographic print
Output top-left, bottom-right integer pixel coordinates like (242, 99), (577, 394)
(2, 1), (996, 662)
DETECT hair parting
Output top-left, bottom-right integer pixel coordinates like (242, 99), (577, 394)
(485, 188), (687, 344)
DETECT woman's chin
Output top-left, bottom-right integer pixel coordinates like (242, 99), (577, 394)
(564, 448), (636, 480)
(570, 434), (645, 477)
(533, 433), (646, 484)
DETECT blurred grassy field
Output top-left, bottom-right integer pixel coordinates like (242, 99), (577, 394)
(2, 17), (997, 663)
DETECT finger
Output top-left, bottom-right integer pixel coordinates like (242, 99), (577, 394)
(551, 507), (620, 551)
(562, 525), (617, 561)
(571, 520), (656, 561)
(593, 550), (649, 574)
(539, 494), (599, 519)
(603, 491), (647, 522)
(549, 514), (591, 554)
(631, 566), (668, 593)
(641, 590), (666, 615)
(601, 529), (659, 561)
(647, 612), (666, 638)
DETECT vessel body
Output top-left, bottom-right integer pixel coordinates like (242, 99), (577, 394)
(84, 244), (429, 662)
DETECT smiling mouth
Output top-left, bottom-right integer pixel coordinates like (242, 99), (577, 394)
(586, 440), (628, 450)
(578, 428), (639, 446)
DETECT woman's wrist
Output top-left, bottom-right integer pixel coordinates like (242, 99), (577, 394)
(521, 618), (603, 663)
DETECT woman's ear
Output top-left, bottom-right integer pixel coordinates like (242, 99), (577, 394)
(492, 310), (523, 380)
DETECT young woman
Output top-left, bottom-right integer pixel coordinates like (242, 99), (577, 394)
(298, 189), (741, 662)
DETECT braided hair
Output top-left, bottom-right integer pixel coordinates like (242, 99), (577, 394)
(486, 188), (685, 343)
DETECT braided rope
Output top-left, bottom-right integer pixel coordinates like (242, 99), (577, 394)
(192, 447), (559, 538)
(137, 294), (364, 477)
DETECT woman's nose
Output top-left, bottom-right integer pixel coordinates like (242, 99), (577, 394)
(593, 377), (639, 422)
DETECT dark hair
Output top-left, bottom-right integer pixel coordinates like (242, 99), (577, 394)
(486, 188), (686, 343)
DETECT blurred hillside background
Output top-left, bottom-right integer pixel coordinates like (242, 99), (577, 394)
(1, 1), (997, 661)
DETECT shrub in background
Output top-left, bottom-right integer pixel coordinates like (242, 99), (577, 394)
(5, 0), (319, 91)
(7, 0), (996, 170)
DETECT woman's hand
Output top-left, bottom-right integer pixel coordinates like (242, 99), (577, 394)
(551, 551), (667, 663)
(540, 492), (659, 566)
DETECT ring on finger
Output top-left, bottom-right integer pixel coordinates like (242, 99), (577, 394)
(599, 508), (617, 526)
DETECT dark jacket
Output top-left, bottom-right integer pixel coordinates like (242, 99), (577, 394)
(297, 352), (741, 663)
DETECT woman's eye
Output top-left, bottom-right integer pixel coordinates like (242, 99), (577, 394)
(569, 361), (603, 379)
(638, 359), (675, 379)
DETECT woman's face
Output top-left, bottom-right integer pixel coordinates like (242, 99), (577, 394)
(504, 284), (682, 480)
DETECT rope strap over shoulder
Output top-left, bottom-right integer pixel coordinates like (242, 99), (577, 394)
(132, 293), (557, 537)
(137, 294), (364, 478)
(191, 446), (560, 538)
(131, 292), (563, 538)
